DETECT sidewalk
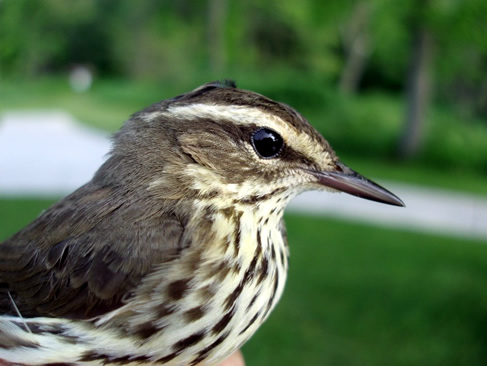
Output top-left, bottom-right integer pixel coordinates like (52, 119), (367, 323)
(1, 111), (486, 241)
(288, 184), (487, 241)
(0, 111), (109, 196)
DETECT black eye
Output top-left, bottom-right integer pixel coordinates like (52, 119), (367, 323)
(251, 128), (284, 159)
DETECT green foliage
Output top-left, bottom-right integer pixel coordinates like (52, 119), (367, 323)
(0, 0), (103, 76)
(424, 106), (487, 173)
(0, 198), (58, 240)
(1, 0), (485, 87)
(1, 0), (487, 181)
(1, 0), (487, 112)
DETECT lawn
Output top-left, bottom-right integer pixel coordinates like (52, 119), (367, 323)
(244, 214), (487, 366)
(1, 199), (486, 365)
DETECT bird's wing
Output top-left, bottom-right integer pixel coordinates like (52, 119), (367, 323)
(0, 183), (187, 319)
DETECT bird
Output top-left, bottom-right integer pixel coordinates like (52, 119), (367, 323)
(0, 80), (404, 366)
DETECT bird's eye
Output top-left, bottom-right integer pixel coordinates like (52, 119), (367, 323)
(251, 128), (284, 159)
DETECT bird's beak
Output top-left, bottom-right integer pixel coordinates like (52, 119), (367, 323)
(312, 162), (405, 207)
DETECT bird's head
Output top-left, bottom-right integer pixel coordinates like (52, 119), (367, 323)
(98, 81), (403, 208)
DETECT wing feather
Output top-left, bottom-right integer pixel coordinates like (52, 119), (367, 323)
(0, 182), (187, 319)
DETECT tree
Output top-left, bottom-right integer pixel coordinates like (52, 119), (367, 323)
(339, 1), (373, 94)
(399, 22), (434, 159)
(207, 0), (228, 74)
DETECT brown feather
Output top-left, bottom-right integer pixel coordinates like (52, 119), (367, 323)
(0, 179), (188, 319)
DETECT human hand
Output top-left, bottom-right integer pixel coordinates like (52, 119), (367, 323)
(0, 351), (245, 366)
(217, 350), (245, 366)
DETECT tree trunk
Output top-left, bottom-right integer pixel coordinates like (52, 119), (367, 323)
(398, 26), (433, 159)
(207, 0), (228, 74)
(339, 1), (372, 94)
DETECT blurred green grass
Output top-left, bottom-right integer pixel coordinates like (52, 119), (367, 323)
(0, 77), (167, 131)
(1, 76), (487, 195)
(1, 199), (486, 365)
(244, 214), (487, 366)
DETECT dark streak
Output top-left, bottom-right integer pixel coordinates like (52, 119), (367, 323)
(224, 281), (244, 312)
(212, 260), (231, 282)
(204, 190), (219, 199)
(79, 351), (99, 362)
(231, 260), (242, 275)
(220, 206), (236, 220)
(257, 257), (269, 285)
(271, 271), (279, 300)
(172, 330), (206, 353)
(167, 278), (191, 300)
(184, 305), (207, 323)
(156, 304), (176, 318)
(197, 284), (216, 302)
(212, 306), (236, 335)
(156, 352), (179, 363)
(246, 290), (260, 311)
(237, 187), (286, 205)
(255, 229), (263, 259)
(184, 249), (202, 272)
(239, 311), (260, 335)
(264, 272), (280, 318)
(80, 352), (152, 365)
(279, 247), (286, 266)
(243, 255), (259, 284)
(190, 332), (229, 365)
(232, 211), (243, 255)
(133, 321), (159, 339)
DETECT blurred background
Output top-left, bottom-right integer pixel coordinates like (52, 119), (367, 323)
(1, 0), (487, 365)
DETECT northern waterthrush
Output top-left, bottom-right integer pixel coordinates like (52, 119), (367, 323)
(0, 81), (403, 365)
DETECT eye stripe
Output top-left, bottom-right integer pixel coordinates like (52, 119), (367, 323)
(141, 103), (328, 168)
(165, 104), (291, 135)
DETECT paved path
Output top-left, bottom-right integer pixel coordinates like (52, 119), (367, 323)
(289, 184), (487, 241)
(1, 111), (486, 241)
(0, 111), (109, 195)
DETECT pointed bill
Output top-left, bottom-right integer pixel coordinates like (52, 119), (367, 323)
(313, 162), (405, 207)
